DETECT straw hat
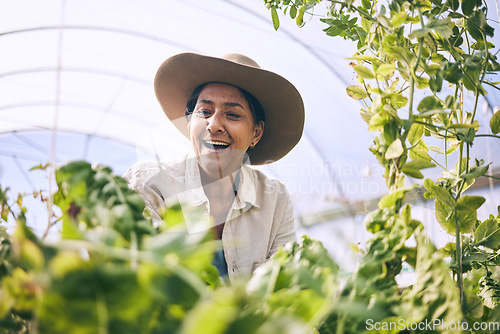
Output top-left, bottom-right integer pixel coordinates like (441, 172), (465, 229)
(154, 52), (305, 165)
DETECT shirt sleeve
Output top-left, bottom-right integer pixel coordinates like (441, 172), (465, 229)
(268, 187), (297, 257)
(123, 161), (164, 226)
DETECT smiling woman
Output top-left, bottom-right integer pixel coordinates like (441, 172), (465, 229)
(124, 53), (304, 281)
(188, 83), (264, 181)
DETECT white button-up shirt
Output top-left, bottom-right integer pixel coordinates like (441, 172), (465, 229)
(124, 155), (296, 281)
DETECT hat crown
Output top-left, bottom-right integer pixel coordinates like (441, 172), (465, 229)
(222, 53), (261, 69)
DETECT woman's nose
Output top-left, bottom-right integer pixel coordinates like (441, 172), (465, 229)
(206, 111), (224, 133)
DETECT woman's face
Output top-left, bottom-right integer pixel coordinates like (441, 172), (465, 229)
(188, 83), (264, 179)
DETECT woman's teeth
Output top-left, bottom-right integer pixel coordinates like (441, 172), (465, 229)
(204, 140), (229, 149)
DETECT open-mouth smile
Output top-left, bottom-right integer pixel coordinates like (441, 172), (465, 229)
(203, 140), (230, 150)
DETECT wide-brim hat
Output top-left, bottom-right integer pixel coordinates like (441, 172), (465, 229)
(154, 52), (305, 165)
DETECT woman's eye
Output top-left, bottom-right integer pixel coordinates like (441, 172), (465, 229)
(226, 112), (241, 119)
(195, 109), (211, 117)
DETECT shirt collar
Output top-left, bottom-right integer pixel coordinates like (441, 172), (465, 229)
(183, 153), (260, 210)
(234, 164), (260, 210)
(184, 154), (207, 207)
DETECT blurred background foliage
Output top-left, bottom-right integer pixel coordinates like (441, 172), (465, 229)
(2, 0), (500, 331)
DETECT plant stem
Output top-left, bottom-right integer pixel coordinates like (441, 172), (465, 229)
(336, 313), (346, 334)
(445, 130), (449, 169)
(408, 8), (425, 118)
(454, 140), (469, 312)
(476, 134), (500, 139)
(455, 220), (464, 310)
(457, 141), (465, 197)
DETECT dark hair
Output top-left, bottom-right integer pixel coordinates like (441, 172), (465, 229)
(185, 83), (265, 125)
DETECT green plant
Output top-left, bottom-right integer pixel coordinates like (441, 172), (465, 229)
(0, 162), (342, 333)
(2, 0), (500, 330)
(265, 0), (500, 332)
(0, 162), (219, 333)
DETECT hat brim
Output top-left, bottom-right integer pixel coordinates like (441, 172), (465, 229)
(154, 53), (305, 165)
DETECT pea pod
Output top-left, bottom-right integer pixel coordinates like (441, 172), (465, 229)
(296, 5), (306, 27)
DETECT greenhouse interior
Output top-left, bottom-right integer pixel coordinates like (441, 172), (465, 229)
(2, 0), (500, 332)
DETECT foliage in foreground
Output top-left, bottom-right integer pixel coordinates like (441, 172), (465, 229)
(2, 0), (500, 331)
(5, 1), (500, 325)
(1, 158), (499, 333)
(0, 162), (342, 333)
(264, 0), (500, 332)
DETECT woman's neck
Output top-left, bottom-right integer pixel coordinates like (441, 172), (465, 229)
(199, 166), (240, 201)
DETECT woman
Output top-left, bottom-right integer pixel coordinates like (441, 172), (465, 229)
(125, 53), (304, 281)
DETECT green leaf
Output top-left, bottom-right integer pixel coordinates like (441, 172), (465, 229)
(417, 96), (442, 113)
(478, 276), (500, 309)
(466, 11), (488, 41)
(490, 109), (500, 134)
(271, 6), (280, 31)
(385, 92), (408, 108)
(20, 240), (44, 270)
(402, 168), (424, 179)
(474, 218), (500, 249)
(462, 67), (483, 93)
(400, 227), (463, 325)
(462, 0), (475, 16)
(289, 5), (297, 19)
(431, 53), (446, 63)
(449, 0), (460, 11)
(403, 159), (436, 170)
(378, 186), (416, 209)
(368, 86), (383, 95)
(435, 198), (456, 234)
(436, 242), (456, 257)
(445, 196), (484, 234)
(428, 17), (454, 38)
(247, 235), (338, 316)
(377, 14), (391, 29)
(429, 71), (443, 93)
(415, 76), (429, 89)
(446, 142), (459, 154)
(391, 12), (407, 27)
(443, 62), (463, 83)
(346, 85), (369, 100)
(419, 109), (448, 117)
(409, 140), (432, 161)
(461, 165), (489, 184)
(448, 122), (479, 129)
(430, 145), (444, 154)
(424, 179), (455, 207)
(465, 295), (484, 319)
(376, 64), (395, 78)
(407, 122), (424, 145)
(385, 138), (404, 159)
(457, 195), (485, 210)
(353, 65), (375, 79)
(348, 54), (378, 61)
(471, 40), (495, 49)
(383, 45), (410, 65)
(368, 112), (389, 131)
(402, 161), (432, 177)
(409, 28), (431, 39)
(0, 207), (8, 222)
